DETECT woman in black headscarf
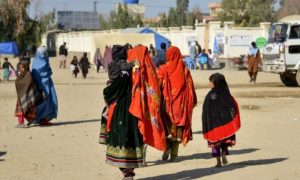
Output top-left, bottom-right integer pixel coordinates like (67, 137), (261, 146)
(100, 45), (142, 179)
(79, 52), (90, 79)
(202, 73), (241, 167)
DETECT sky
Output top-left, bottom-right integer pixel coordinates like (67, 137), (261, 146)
(29, 0), (223, 18)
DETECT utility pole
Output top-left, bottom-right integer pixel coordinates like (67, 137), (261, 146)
(93, 1), (98, 13)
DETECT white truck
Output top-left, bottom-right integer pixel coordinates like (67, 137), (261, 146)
(262, 15), (300, 86)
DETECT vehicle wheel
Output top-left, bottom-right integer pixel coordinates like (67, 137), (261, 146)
(280, 73), (299, 87)
(296, 69), (300, 86)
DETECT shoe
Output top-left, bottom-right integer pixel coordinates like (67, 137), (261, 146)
(162, 149), (171, 161)
(15, 124), (25, 128)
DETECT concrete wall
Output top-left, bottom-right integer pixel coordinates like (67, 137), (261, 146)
(42, 31), (154, 62)
(41, 21), (271, 61)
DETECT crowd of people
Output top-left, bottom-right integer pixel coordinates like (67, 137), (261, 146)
(98, 44), (240, 179)
(184, 41), (220, 70)
(0, 42), (244, 180)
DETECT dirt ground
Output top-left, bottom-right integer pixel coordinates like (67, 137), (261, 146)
(0, 57), (300, 180)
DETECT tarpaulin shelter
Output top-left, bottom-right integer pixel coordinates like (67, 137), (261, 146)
(0, 41), (19, 55)
(123, 27), (169, 48)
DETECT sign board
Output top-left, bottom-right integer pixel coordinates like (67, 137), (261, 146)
(230, 35), (253, 46)
(256, 37), (267, 49)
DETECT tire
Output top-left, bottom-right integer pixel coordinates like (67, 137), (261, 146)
(296, 69), (300, 86)
(280, 73), (299, 87)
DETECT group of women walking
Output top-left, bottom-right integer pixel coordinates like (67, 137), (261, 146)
(99, 44), (241, 179)
(11, 43), (241, 180)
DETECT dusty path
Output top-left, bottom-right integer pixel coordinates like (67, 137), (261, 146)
(0, 57), (299, 180)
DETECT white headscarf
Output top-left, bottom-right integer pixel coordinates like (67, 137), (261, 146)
(37, 46), (47, 58)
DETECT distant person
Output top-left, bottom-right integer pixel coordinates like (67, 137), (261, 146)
(149, 44), (157, 66)
(102, 46), (113, 72)
(195, 41), (202, 54)
(208, 49), (218, 69)
(70, 56), (79, 78)
(202, 73), (241, 168)
(247, 42), (261, 83)
(2, 57), (15, 81)
(167, 41), (172, 48)
(189, 41), (197, 65)
(94, 48), (103, 73)
(31, 46), (58, 126)
(156, 42), (167, 66)
(79, 52), (90, 79)
(197, 49), (210, 70)
(59, 42), (68, 69)
(15, 61), (43, 128)
(289, 26), (299, 39)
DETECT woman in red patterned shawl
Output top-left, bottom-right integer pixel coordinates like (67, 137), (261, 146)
(157, 46), (197, 161)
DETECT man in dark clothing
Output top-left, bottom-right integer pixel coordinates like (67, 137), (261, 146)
(156, 43), (167, 67)
(59, 42), (68, 69)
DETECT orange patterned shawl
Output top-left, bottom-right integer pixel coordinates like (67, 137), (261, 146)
(127, 46), (167, 151)
(157, 46), (197, 146)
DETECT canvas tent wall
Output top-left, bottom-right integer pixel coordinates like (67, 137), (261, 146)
(123, 27), (169, 48)
(0, 42), (19, 55)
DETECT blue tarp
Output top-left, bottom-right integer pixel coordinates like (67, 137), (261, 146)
(0, 42), (19, 55)
(124, 27), (169, 48)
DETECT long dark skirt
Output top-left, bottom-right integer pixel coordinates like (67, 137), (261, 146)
(105, 93), (144, 168)
(103, 74), (144, 168)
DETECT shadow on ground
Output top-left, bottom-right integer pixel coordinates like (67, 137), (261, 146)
(52, 119), (99, 126)
(147, 148), (260, 166)
(0, 151), (7, 161)
(140, 157), (287, 180)
(28, 119), (100, 128)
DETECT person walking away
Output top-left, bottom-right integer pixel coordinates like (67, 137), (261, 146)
(202, 73), (241, 167)
(157, 46), (197, 161)
(70, 56), (79, 78)
(94, 48), (103, 73)
(247, 42), (261, 83)
(79, 52), (90, 79)
(15, 61), (43, 128)
(156, 43), (167, 67)
(102, 46), (113, 72)
(59, 42), (68, 69)
(31, 46), (58, 126)
(2, 57), (15, 81)
(101, 45), (142, 179)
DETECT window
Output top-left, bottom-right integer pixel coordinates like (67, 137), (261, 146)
(289, 25), (300, 39)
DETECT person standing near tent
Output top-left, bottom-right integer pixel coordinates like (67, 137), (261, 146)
(2, 57), (15, 81)
(31, 46), (58, 126)
(157, 46), (197, 161)
(149, 44), (157, 66)
(59, 42), (68, 69)
(156, 43), (167, 66)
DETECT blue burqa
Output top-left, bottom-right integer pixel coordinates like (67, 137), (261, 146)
(31, 47), (58, 123)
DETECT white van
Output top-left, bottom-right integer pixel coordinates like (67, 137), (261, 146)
(262, 15), (300, 86)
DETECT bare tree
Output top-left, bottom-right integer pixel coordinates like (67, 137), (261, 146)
(278, 0), (300, 19)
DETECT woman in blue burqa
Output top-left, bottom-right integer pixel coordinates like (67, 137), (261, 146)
(31, 46), (58, 126)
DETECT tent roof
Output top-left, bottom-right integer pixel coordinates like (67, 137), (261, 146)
(0, 41), (19, 55)
(123, 27), (169, 48)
